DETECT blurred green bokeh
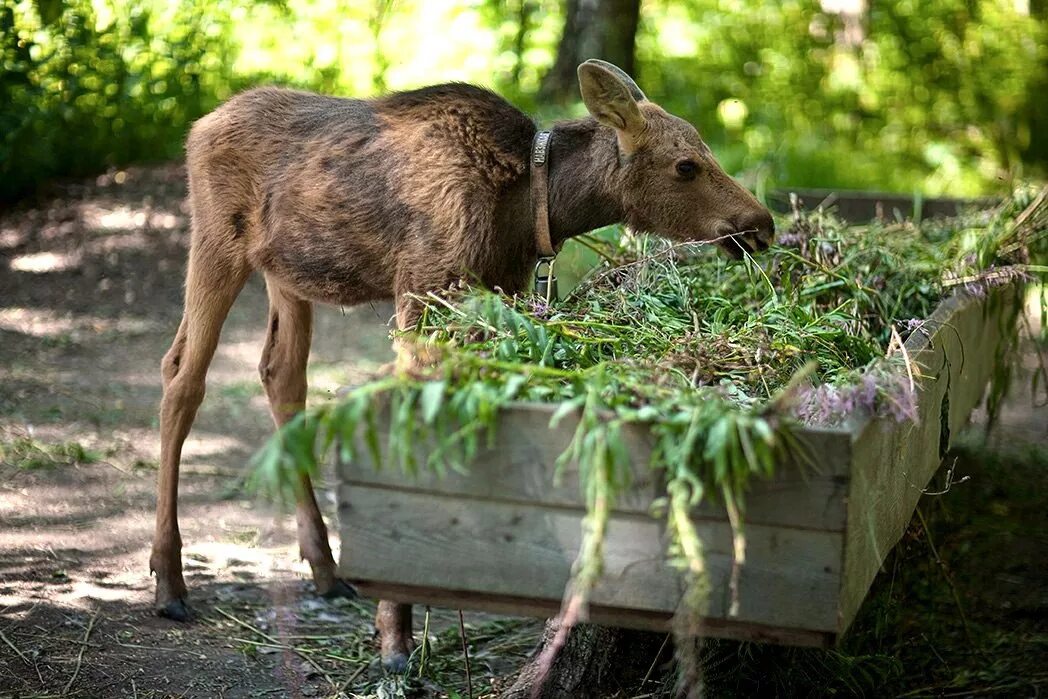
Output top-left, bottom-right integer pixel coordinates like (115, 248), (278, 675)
(1, 0), (1045, 203)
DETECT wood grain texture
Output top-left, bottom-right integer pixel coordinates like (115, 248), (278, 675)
(340, 406), (852, 532)
(837, 287), (1018, 633)
(338, 485), (843, 632)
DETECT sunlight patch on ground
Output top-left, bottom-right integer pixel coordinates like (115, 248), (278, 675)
(0, 487), (29, 516)
(185, 541), (297, 569)
(0, 307), (156, 338)
(0, 592), (35, 614)
(0, 227), (26, 249)
(216, 338), (265, 368)
(86, 231), (151, 253)
(66, 578), (142, 602)
(80, 203), (183, 232)
(308, 361), (383, 396)
(179, 432), (250, 461)
(8, 250), (80, 273)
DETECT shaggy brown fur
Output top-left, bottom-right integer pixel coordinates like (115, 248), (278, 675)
(151, 60), (773, 671)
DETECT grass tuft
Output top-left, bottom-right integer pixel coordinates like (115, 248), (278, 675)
(0, 436), (101, 470)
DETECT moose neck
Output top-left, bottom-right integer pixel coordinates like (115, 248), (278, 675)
(541, 118), (624, 247)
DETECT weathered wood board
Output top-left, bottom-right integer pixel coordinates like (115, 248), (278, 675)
(336, 287), (1020, 647)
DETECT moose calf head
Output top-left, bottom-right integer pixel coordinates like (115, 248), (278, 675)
(577, 59), (774, 258)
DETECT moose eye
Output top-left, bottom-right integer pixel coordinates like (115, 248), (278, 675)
(675, 160), (699, 180)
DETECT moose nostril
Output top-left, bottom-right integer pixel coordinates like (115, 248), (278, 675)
(758, 217), (775, 246)
(737, 210), (774, 238)
(729, 210), (774, 252)
(758, 211), (775, 235)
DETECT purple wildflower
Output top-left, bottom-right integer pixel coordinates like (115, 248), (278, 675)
(527, 297), (552, 319)
(900, 318), (926, 341)
(880, 372), (919, 423)
(793, 368), (918, 426)
(856, 373), (879, 413)
(776, 232), (805, 247)
(964, 281), (988, 299)
(904, 318), (925, 332)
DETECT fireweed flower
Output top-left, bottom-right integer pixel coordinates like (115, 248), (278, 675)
(526, 298), (552, 319)
(795, 367), (918, 426)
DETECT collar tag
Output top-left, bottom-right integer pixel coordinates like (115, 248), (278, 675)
(532, 131), (552, 165)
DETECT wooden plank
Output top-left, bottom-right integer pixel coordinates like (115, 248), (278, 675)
(837, 288), (1018, 634)
(341, 408), (852, 532)
(338, 485), (843, 632)
(353, 581), (835, 648)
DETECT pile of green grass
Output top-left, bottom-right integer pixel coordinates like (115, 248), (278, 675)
(251, 185), (1046, 680)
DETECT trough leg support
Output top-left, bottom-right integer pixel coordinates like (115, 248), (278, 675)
(503, 620), (670, 699)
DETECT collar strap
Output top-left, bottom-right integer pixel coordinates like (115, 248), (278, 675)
(530, 130), (557, 259)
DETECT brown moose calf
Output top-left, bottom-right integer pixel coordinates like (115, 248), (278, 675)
(151, 59), (773, 670)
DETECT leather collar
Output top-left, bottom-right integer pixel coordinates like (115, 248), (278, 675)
(530, 130), (557, 259)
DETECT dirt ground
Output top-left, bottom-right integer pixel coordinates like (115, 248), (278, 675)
(0, 166), (540, 698)
(1, 167), (1045, 698)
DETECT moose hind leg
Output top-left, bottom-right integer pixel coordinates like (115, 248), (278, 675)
(152, 251), (249, 620)
(259, 277), (355, 599)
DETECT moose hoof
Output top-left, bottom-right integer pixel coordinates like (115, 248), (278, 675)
(381, 651), (410, 674)
(157, 597), (191, 621)
(320, 578), (358, 600)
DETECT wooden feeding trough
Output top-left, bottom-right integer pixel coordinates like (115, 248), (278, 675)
(336, 287), (1020, 647)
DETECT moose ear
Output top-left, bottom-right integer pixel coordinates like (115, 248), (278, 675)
(577, 60), (647, 137)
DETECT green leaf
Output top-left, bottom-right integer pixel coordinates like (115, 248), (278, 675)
(549, 397), (583, 428)
(419, 380), (446, 424)
(501, 374), (527, 400)
(364, 404), (383, 470)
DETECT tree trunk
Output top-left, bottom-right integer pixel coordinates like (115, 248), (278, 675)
(540, 0), (641, 103)
(502, 620), (673, 698)
(1026, 0), (1048, 170)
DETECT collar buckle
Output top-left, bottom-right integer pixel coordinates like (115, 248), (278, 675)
(534, 256), (558, 303)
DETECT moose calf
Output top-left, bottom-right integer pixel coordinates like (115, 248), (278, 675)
(152, 59), (773, 670)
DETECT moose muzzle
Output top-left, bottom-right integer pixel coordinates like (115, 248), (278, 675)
(721, 208), (775, 258)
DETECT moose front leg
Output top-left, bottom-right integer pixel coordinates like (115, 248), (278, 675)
(376, 600), (415, 672)
(365, 287), (444, 670)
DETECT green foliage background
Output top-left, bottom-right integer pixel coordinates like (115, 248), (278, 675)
(2, 0), (1046, 202)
